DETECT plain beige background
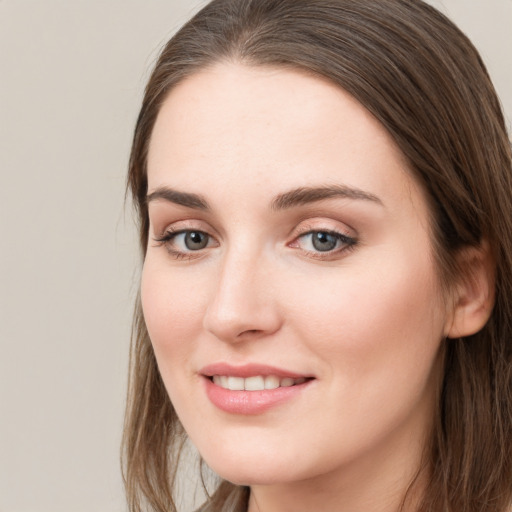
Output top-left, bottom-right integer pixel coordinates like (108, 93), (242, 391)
(0, 1), (510, 511)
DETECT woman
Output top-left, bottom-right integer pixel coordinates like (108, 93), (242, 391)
(122, 1), (512, 511)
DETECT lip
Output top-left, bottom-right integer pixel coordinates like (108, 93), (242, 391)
(200, 362), (314, 415)
(200, 362), (310, 379)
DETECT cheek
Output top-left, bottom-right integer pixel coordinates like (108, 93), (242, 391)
(276, 254), (446, 462)
(140, 260), (206, 365)
(286, 250), (446, 382)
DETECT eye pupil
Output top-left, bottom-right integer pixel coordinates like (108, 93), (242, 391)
(312, 231), (337, 252)
(185, 231), (208, 250)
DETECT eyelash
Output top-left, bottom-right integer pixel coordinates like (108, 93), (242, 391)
(291, 228), (357, 260)
(153, 228), (214, 260)
(153, 226), (357, 261)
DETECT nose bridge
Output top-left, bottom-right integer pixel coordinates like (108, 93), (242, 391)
(203, 241), (280, 342)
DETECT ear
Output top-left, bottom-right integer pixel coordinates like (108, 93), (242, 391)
(445, 240), (495, 339)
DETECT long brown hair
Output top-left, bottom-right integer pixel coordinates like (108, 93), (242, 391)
(123, 1), (512, 511)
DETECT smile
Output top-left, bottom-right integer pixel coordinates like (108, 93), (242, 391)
(211, 375), (307, 391)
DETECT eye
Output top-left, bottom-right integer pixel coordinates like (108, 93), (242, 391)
(292, 230), (356, 256)
(309, 231), (341, 252)
(179, 231), (210, 250)
(153, 228), (217, 258)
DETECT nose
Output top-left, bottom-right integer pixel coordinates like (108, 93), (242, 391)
(202, 250), (282, 343)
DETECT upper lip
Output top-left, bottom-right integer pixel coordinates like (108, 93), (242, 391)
(200, 362), (312, 379)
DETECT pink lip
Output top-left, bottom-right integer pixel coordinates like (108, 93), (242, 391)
(200, 362), (309, 379)
(200, 363), (314, 415)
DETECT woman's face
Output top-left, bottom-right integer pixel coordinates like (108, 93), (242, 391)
(142, 64), (451, 491)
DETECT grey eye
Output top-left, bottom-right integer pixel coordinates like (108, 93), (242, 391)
(311, 231), (339, 252)
(184, 231), (209, 250)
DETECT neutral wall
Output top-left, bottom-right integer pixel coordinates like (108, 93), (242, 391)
(0, 2), (510, 512)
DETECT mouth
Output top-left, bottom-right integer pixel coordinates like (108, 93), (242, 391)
(200, 363), (315, 414)
(209, 375), (309, 391)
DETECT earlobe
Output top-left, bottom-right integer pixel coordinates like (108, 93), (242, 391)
(445, 241), (495, 339)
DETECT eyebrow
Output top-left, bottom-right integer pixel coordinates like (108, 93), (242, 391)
(271, 185), (382, 210)
(146, 187), (210, 210)
(146, 184), (382, 211)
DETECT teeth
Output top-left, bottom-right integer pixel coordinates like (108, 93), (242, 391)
(264, 375), (280, 389)
(227, 376), (244, 390)
(212, 375), (307, 391)
(245, 376), (264, 391)
(280, 377), (295, 387)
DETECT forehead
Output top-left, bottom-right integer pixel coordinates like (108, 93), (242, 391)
(147, 62), (425, 217)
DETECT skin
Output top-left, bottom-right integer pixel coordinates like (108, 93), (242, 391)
(142, 63), (456, 512)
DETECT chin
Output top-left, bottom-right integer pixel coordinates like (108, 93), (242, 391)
(210, 465), (293, 487)
(202, 453), (278, 485)
(198, 443), (318, 487)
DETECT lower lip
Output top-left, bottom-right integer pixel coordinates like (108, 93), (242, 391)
(204, 377), (312, 415)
